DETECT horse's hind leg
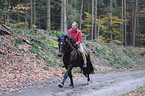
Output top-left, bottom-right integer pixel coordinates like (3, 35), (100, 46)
(69, 72), (74, 88)
(87, 74), (91, 84)
(82, 67), (91, 84)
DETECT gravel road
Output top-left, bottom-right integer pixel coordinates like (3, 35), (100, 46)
(3, 70), (145, 96)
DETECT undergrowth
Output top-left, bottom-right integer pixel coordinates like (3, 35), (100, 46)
(9, 28), (145, 70)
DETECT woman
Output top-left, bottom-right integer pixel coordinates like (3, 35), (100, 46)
(67, 22), (87, 68)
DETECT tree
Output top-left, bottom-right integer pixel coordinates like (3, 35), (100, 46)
(47, 0), (51, 30)
(4, 0), (7, 24)
(18, 0), (20, 22)
(59, 0), (67, 32)
(124, 0), (127, 46)
(80, 0), (83, 30)
(94, 0), (97, 40)
(61, 0), (63, 32)
(25, 0), (28, 28)
(91, 0), (94, 40)
(131, 0), (134, 45)
(121, 0), (124, 46)
(7, 0), (10, 24)
(97, 15), (100, 39)
(0, 0), (145, 47)
(133, 0), (138, 47)
(30, 0), (33, 28)
(34, 0), (36, 26)
(110, 0), (112, 41)
(64, 0), (67, 32)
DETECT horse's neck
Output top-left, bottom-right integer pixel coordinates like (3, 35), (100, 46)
(63, 44), (76, 58)
(65, 45), (73, 53)
(64, 48), (76, 57)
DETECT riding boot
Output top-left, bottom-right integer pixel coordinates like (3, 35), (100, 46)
(83, 58), (87, 68)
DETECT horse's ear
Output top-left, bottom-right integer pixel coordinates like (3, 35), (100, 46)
(57, 36), (61, 41)
(64, 35), (69, 43)
(67, 34), (72, 43)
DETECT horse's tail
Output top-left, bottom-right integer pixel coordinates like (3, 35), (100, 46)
(88, 60), (94, 74)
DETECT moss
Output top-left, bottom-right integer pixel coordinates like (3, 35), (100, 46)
(47, 39), (58, 47)
(140, 48), (145, 56)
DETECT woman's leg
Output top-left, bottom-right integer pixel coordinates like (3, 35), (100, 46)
(79, 43), (87, 68)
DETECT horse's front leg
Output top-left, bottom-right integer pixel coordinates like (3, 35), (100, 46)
(69, 72), (73, 88)
(58, 65), (73, 88)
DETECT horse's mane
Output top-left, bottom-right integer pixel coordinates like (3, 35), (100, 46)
(61, 34), (72, 43)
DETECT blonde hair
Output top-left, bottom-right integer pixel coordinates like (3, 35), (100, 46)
(72, 22), (78, 27)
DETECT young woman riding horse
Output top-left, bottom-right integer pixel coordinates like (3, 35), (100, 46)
(57, 22), (94, 88)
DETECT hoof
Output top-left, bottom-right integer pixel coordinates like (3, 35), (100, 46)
(69, 85), (74, 89)
(58, 83), (64, 88)
(87, 81), (91, 84)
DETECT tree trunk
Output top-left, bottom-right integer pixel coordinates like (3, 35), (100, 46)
(47, 0), (51, 30)
(64, 0), (67, 33)
(91, 0), (94, 40)
(87, 0), (90, 33)
(39, 16), (40, 29)
(25, 0), (28, 28)
(30, 0), (33, 29)
(94, 0), (97, 40)
(137, 17), (139, 46)
(131, 0), (134, 45)
(4, 0), (7, 24)
(110, 0), (112, 41)
(18, 0), (20, 22)
(7, 0), (10, 24)
(80, 0), (83, 30)
(1, 24), (32, 45)
(124, 0), (127, 46)
(97, 15), (100, 39)
(133, 0), (138, 47)
(61, 0), (64, 32)
(34, 0), (36, 26)
(121, 0), (124, 46)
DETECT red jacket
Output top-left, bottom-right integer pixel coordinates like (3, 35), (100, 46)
(67, 28), (82, 45)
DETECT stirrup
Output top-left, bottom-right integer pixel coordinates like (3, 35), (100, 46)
(83, 64), (87, 68)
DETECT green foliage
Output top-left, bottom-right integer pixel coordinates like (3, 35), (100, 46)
(14, 38), (24, 48)
(82, 12), (122, 43)
(86, 40), (145, 69)
(66, 1), (81, 28)
(9, 22), (28, 28)
(47, 39), (58, 46)
(0, 8), (3, 16)
(82, 12), (93, 38)
(6, 26), (145, 71)
(140, 48), (145, 56)
(112, 40), (121, 45)
(47, 30), (64, 37)
(29, 45), (39, 53)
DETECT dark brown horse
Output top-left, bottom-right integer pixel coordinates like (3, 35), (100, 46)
(57, 34), (94, 88)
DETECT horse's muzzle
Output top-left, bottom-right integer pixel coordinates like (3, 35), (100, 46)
(58, 52), (62, 57)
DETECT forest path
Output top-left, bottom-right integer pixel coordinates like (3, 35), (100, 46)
(3, 70), (145, 96)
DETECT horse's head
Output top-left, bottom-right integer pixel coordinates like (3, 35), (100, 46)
(57, 35), (72, 57)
